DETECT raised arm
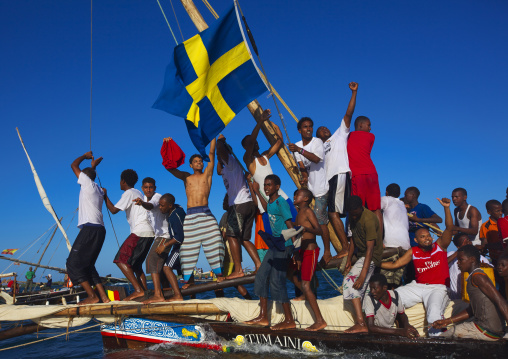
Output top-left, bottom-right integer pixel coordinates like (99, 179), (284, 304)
(380, 249), (413, 270)
(204, 138), (216, 177)
(436, 198), (453, 249)
(71, 151), (93, 178)
(216, 135), (229, 166)
(343, 82), (358, 128)
(265, 122), (284, 159)
(162, 137), (191, 181)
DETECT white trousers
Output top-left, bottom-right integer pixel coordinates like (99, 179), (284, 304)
(395, 281), (449, 336)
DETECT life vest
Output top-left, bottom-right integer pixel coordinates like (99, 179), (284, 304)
(64, 276), (73, 288)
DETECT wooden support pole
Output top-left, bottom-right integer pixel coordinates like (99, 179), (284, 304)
(162, 273), (255, 298)
(179, 0), (300, 187)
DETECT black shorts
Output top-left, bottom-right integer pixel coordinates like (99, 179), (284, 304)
(66, 225), (106, 285)
(225, 201), (256, 241)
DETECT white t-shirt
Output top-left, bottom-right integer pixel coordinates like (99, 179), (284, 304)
(363, 290), (404, 328)
(447, 251), (490, 299)
(381, 196), (411, 250)
(222, 154), (252, 206)
(115, 188), (154, 236)
(77, 172), (104, 227)
(294, 137), (329, 197)
(322, 118), (350, 181)
(144, 193), (169, 238)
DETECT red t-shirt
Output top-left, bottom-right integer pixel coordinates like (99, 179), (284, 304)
(412, 242), (450, 286)
(347, 131), (377, 175)
(160, 139), (186, 170)
(497, 217), (508, 249)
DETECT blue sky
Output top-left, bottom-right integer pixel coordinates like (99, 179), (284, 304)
(1, 1), (507, 281)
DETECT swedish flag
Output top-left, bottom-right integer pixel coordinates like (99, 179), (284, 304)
(153, 4), (267, 159)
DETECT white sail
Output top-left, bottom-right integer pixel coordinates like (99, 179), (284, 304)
(16, 128), (72, 252)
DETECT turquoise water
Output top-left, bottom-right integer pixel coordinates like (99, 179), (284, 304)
(0, 270), (401, 358)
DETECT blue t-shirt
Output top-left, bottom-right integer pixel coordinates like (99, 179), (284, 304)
(408, 203), (436, 247)
(267, 196), (293, 246)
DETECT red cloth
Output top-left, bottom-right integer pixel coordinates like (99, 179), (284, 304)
(347, 131), (377, 175)
(7, 280), (13, 288)
(161, 139), (186, 169)
(498, 217), (508, 249)
(412, 242), (450, 286)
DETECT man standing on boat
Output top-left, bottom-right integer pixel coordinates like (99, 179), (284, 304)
(67, 151), (110, 305)
(315, 81), (358, 259)
(163, 137), (225, 284)
(216, 134), (260, 279)
(104, 169), (155, 301)
(289, 117), (332, 264)
(432, 245), (508, 340)
(25, 267), (35, 293)
(381, 198), (454, 336)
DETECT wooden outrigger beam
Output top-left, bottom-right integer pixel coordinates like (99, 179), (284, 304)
(179, 0), (301, 187)
(162, 273), (256, 297)
(53, 302), (224, 317)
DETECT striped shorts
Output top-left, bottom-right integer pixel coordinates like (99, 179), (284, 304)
(180, 206), (225, 282)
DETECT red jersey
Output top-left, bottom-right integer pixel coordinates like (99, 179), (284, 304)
(347, 131), (377, 175)
(412, 242), (450, 286)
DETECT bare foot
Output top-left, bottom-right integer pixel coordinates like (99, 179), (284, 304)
(123, 291), (145, 301)
(78, 296), (100, 306)
(321, 251), (332, 265)
(306, 321), (327, 331)
(344, 323), (368, 334)
(100, 296), (111, 304)
(216, 276), (226, 283)
(226, 271), (245, 280)
(243, 316), (269, 327)
(332, 249), (348, 259)
(165, 296), (184, 302)
(182, 283), (194, 290)
(292, 295), (305, 302)
(271, 321), (296, 331)
(142, 295), (165, 304)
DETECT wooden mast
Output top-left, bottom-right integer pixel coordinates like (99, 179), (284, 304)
(179, 0), (300, 187)
(33, 217), (61, 275)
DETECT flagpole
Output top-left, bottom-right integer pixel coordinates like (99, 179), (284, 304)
(179, 0), (301, 188)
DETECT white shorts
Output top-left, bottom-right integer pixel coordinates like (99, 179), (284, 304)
(327, 173), (351, 217)
(343, 257), (375, 300)
(395, 281), (450, 336)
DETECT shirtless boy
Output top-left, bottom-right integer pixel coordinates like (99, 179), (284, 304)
(67, 151), (110, 305)
(452, 188), (482, 246)
(164, 137), (224, 283)
(293, 188), (327, 331)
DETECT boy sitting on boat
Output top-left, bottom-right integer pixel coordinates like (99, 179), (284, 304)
(364, 274), (419, 338)
(245, 174), (297, 330)
(432, 245), (508, 340)
(292, 188), (327, 331)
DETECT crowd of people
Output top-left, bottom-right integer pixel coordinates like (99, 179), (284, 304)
(65, 82), (508, 340)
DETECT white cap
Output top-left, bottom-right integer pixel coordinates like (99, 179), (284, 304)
(47, 274), (52, 278)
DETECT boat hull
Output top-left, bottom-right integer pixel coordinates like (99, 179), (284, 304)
(101, 315), (508, 357)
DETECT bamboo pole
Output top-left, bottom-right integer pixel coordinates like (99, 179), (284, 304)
(0, 256), (66, 273)
(179, 0), (300, 187)
(53, 302), (224, 317)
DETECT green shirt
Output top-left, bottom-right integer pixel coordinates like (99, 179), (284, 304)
(350, 208), (383, 266)
(25, 270), (35, 280)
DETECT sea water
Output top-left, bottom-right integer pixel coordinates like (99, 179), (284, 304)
(0, 270), (405, 358)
